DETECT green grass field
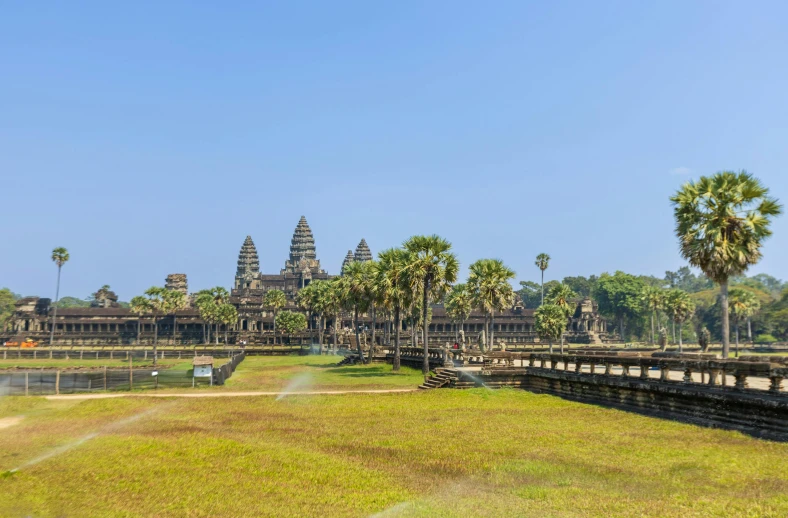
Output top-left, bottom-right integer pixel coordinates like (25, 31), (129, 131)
(0, 358), (187, 370)
(0, 357), (786, 517)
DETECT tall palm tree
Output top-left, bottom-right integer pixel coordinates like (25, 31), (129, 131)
(730, 288), (760, 357)
(534, 303), (565, 353)
(217, 303), (238, 344)
(672, 171), (782, 358)
(194, 290), (215, 343)
(143, 286), (167, 365)
(468, 259), (515, 352)
(640, 286), (664, 346)
(667, 290), (695, 353)
(263, 289), (286, 344)
(210, 287), (230, 344)
(339, 260), (374, 362)
(296, 283), (319, 334)
(546, 283), (577, 353)
(535, 253), (550, 305)
(49, 247), (70, 345)
(164, 290), (188, 345)
(129, 296), (150, 345)
(376, 248), (412, 371)
(445, 283), (472, 346)
(404, 235), (459, 374)
(320, 278), (344, 354)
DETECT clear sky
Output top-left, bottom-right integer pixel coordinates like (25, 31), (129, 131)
(2, 1), (787, 301)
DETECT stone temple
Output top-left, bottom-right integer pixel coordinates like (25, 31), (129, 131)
(4, 216), (608, 345)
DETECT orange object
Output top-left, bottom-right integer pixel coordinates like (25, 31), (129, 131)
(3, 338), (38, 348)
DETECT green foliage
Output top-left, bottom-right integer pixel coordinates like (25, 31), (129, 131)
(0, 288), (16, 331)
(534, 253), (550, 272)
(546, 283), (577, 318)
(534, 303), (566, 346)
(518, 280), (559, 309)
(594, 271), (646, 338)
(56, 296), (91, 308)
(216, 303), (238, 327)
(445, 283), (472, 325)
(561, 275), (598, 298)
(664, 266), (713, 293)
(755, 333), (778, 343)
(275, 310), (307, 334)
(50, 247), (69, 267)
(263, 289), (287, 311)
(468, 259), (515, 318)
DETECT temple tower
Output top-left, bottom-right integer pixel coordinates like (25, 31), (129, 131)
(283, 216), (325, 275)
(165, 274), (188, 294)
(235, 236), (261, 289)
(354, 239), (373, 262)
(341, 250), (354, 274)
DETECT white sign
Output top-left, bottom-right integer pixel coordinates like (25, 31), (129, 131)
(151, 371), (158, 377)
(194, 365), (212, 378)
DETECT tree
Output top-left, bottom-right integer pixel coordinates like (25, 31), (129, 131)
(534, 253), (551, 305)
(562, 275), (598, 298)
(468, 259), (515, 352)
(535, 304), (565, 353)
(376, 248), (412, 371)
(0, 288), (16, 332)
(143, 286), (168, 365)
(445, 283), (472, 346)
(640, 286), (665, 345)
(546, 283), (577, 353)
(320, 278), (344, 354)
(296, 283), (319, 334)
(665, 289), (695, 352)
(194, 290), (216, 343)
(217, 303), (238, 344)
(339, 260), (374, 362)
(730, 288), (760, 357)
(264, 290), (287, 344)
(517, 280), (560, 309)
(129, 296), (150, 345)
(49, 247), (70, 344)
(404, 235), (459, 374)
(275, 310), (308, 339)
(595, 271), (646, 341)
(163, 290), (188, 344)
(671, 171), (782, 358)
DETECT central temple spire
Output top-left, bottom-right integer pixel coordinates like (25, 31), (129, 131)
(288, 216), (317, 264)
(236, 236), (260, 277)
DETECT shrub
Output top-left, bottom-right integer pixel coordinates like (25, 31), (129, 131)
(754, 333), (778, 344)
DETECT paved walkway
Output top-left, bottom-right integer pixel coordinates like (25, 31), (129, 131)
(45, 388), (418, 400)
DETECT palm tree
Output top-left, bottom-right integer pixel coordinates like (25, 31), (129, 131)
(468, 259), (515, 353)
(376, 248), (412, 371)
(730, 288), (760, 357)
(404, 235), (459, 374)
(640, 286), (664, 346)
(546, 283), (577, 353)
(339, 260), (374, 362)
(263, 289), (286, 344)
(671, 171), (782, 358)
(217, 303), (238, 344)
(535, 304), (565, 353)
(296, 283), (318, 335)
(667, 290), (695, 353)
(194, 290), (215, 343)
(164, 290), (188, 345)
(143, 286), (167, 365)
(445, 283), (472, 346)
(210, 287), (230, 344)
(129, 296), (150, 345)
(49, 247), (70, 345)
(320, 278), (344, 354)
(534, 253), (550, 305)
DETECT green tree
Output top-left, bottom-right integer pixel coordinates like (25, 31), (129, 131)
(404, 235), (459, 374)
(445, 283), (472, 346)
(595, 271), (646, 341)
(468, 259), (515, 352)
(0, 288), (16, 332)
(671, 171), (782, 358)
(729, 288), (760, 357)
(535, 304), (565, 353)
(163, 289), (188, 344)
(517, 280), (560, 309)
(194, 290), (216, 343)
(546, 283), (577, 353)
(376, 248), (412, 371)
(296, 282), (319, 334)
(49, 247), (70, 345)
(665, 289), (695, 352)
(339, 260), (375, 362)
(562, 275), (598, 298)
(275, 310), (308, 339)
(640, 286), (665, 345)
(264, 289), (287, 344)
(143, 286), (168, 364)
(129, 295), (150, 345)
(319, 278), (344, 354)
(534, 253), (550, 305)
(217, 303), (238, 344)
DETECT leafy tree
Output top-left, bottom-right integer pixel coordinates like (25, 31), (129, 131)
(339, 260), (375, 362)
(0, 288), (17, 332)
(264, 290), (287, 343)
(318, 278), (344, 354)
(275, 310), (308, 338)
(296, 282), (319, 333)
(376, 248), (412, 370)
(517, 280), (560, 309)
(143, 286), (168, 364)
(562, 275), (598, 298)
(404, 235), (459, 374)
(129, 295), (150, 345)
(534, 253), (551, 305)
(640, 286), (665, 345)
(664, 266), (713, 293)
(217, 303), (238, 344)
(546, 283), (577, 353)
(595, 271), (646, 341)
(49, 247), (70, 344)
(535, 304), (565, 353)
(671, 171), (782, 358)
(163, 289), (188, 344)
(468, 259), (515, 352)
(445, 283), (472, 346)
(729, 288), (760, 356)
(665, 289), (695, 352)
(194, 290), (216, 343)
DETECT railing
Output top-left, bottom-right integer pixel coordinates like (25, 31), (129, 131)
(479, 352), (787, 395)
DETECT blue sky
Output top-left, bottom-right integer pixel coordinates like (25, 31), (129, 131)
(2, 1), (787, 300)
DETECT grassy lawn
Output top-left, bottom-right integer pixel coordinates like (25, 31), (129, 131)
(214, 355), (425, 392)
(0, 387), (786, 517)
(0, 358), (187, 370)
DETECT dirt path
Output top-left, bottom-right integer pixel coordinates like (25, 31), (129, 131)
(45, 388), (418, 400)
(0, 416), (24, 429)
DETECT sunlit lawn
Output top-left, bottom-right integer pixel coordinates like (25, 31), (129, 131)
(1, 385), (787, 517)
(0, 358), (187, 370)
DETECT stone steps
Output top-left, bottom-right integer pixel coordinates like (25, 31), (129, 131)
(418, 368), (459, 390)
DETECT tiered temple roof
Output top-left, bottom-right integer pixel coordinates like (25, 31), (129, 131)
(289, 216), (317, 263)
(354, 239), (373, 262)
(341, 250), (354, 274)
(165, 274), (188, 294)
(235, 236), (260, 278)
